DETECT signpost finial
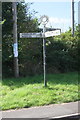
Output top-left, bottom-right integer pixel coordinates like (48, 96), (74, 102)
(40, 15), (49, 25)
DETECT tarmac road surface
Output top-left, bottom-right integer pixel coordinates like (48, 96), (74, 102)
(1, 101), (80, 119)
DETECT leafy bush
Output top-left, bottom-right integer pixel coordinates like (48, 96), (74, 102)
(46, 27), (79, 73)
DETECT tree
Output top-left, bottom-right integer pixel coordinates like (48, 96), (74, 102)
(2, 2), (40, 77)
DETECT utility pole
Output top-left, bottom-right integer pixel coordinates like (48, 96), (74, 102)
(71, 0), (74, 36)
(78, 1), (80, 25)
(12, 2), (19, 78)
(0, 2), (2, 80)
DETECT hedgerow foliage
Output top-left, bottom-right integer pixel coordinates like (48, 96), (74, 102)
(46, 27), (79, 73)
(2, 2), (80, 77)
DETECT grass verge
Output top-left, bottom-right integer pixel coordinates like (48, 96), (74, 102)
(0, 72), (79, 110)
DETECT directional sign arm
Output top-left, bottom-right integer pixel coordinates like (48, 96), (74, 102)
(20, 30), (61, 39)
(20, 32), (43, 38)
(45, 30), (61, 38)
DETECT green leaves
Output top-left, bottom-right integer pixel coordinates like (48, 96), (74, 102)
(0, 19), (6, 24)
(2, 2), (40, 77)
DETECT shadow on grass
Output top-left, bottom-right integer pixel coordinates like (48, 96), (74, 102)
(2, 75), (43, 88)
(2, 72), (78, 89)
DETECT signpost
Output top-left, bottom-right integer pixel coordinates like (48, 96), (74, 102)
(20, 15), (61, 87)
(40, 15), (49, 87)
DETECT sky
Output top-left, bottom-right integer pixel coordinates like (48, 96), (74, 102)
(25, 0), (79, 32)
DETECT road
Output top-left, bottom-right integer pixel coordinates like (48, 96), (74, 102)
(1, 101), (80, 119)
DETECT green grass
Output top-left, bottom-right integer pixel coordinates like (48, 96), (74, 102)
(0, 72), (80, 110)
